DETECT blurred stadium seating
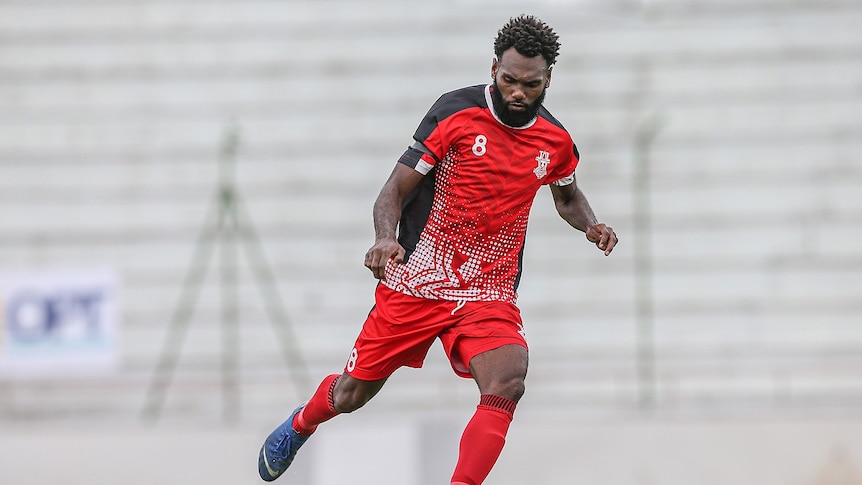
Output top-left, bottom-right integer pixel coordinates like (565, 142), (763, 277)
(0, 0), (860, 431)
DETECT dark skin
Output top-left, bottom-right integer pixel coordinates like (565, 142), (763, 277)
(330, 47), (618, 413)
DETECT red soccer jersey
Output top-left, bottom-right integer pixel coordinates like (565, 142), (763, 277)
(383, 84), (580, 303)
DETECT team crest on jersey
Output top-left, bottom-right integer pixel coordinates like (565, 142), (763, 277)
(533, 150), (551, 179)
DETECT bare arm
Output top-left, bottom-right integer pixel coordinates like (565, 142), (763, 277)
(549, 175), (618, 256)
(364, 163), (425, 279)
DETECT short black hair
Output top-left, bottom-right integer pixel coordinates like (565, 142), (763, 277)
(494, 14), (561, 67)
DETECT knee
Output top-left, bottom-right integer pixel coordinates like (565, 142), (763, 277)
(505, 376), (526, 402)
(485, 375), (526, 403)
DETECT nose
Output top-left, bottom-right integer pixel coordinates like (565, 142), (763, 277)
(510, 87), (526, 101)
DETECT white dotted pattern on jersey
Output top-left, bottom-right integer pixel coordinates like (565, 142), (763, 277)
(383, 145), (533, 303)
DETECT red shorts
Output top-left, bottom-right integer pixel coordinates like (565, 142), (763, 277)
(344, 284), (527, 380)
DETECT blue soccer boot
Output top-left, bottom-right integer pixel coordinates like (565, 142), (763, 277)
(258, 405), (311, 481)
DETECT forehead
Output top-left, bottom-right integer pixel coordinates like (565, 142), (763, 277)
(496, 47), (549, 81)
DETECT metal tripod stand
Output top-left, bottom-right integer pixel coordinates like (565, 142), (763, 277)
(142, 121), (311, 423)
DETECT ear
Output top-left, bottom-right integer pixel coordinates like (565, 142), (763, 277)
(491, 57), (499, 80)
(545, 65), (553, 88)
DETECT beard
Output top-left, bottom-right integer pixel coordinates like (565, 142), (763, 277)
(489, 81), (546, 127)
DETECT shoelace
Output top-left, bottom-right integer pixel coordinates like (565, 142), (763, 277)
(271, 428), (293, 459)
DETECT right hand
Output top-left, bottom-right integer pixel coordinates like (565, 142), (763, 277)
(364, 238), (406, 280)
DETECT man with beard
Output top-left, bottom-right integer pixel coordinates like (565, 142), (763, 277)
(258, 14), (618, 484)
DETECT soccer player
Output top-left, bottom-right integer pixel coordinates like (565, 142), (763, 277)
(258, 14), (618, 484)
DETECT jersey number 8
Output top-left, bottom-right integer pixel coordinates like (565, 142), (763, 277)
(472, 134), (488, 156)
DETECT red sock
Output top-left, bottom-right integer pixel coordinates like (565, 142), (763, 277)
(450, 394), (517, 485)
(292, 374), (340, 435)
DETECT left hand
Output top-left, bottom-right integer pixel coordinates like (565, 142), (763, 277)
(585, 223), (618, 256)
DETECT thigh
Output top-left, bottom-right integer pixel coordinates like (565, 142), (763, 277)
(346, 284), (451, 380)
(439, 300), (527, 378)
(468, 344), (528, 399)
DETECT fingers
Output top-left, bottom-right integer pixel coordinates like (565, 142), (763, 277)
(364, 243), (406, 279)
(599, 225), (618, 256)
(364, 251), (387, 279)
(586, 223), (618, 256)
